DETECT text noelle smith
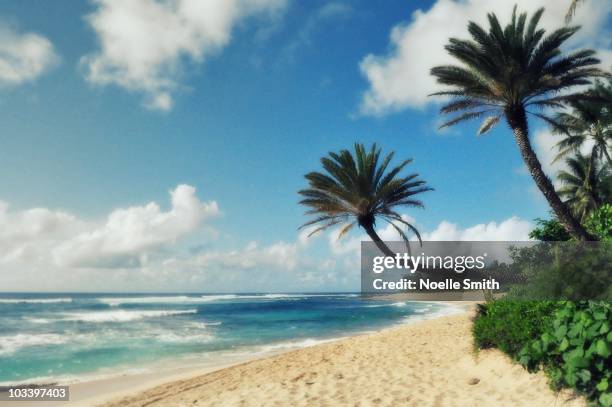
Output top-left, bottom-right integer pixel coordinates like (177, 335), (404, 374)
(372, 278), (500, 291)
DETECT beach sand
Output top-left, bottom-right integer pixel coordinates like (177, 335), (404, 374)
(95, 304), (584, 407)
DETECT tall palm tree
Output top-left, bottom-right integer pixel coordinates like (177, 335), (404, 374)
(553, 79), (612, 167)
(430, 6), (603, 240)
(298, 143), (432, 256)
(557, 152), (612, 222)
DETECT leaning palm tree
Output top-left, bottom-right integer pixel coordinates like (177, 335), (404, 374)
(553, 79), (612, 167)
(430, 6), (603, 240)
(298, 143), (432, 256)
(557, 152), (612, 222)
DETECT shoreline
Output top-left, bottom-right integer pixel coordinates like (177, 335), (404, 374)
(94, 302), (584, 407)
(2, 301), (468, 406)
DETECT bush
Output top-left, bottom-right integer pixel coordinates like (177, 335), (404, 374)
(518, 301), (611, 406)
(585, 204), (612, 242)
(506, 243), (612, 301)
(529, 204), (612, 242)
(474, 300), (612, 406)
(473, 300), (560, 356)
(529, 218), (572, 241)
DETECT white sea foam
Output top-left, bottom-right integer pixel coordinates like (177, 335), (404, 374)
(0, 298), (72, 304)
(363, 301), (407, 308)
(98, 296), (211, 306)
(24, 317), (54, 324)
(254, 337), (339, 353)
(0, 333), (68, 355)
(95, 293), (347, 305)
(60, 309), (197, 323)
(401, 303), (464, 324)
(188, 321), (222, 329)
(154, 332), (215, 343)
(204, 293), (358, 301)
(199, 294), (240, 301)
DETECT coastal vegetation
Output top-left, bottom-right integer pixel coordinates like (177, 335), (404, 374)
(298, 143), (432, 256)
(296, 3), (609, 405)
(429, 5), (611, 405)
(475, 300), (611, 405)
(430, 6), (604, 240)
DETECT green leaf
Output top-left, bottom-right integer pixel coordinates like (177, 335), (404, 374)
(559, 337), (570, 352)
(597, 378), (609, 392)
(595, 339), (611, 358)
(600, 392), (612, 407)
(554, 325), (568, 340)
(576, 369), (591, 384)
(567, 355), (589, 369)
(594, 311), (607, 320)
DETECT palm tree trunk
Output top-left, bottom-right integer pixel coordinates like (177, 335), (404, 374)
(505, 106), (597, 241)
(603, 147), (612, 168)
(362, 223), (396, 257)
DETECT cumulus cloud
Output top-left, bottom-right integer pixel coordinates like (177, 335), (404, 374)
(0, 23), (58, 85)
(328, 215), (532, 257)
(422, 217), (533, 241)
(0, 184), (218, 271)
(0, 203), (82, 265)
(53, 185), (219, 267)
(359, 0), (611, 115)
(0, 187), (533, 291)
(81, 0), (287, 111)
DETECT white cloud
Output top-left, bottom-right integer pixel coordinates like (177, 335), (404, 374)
(0, 189), (533, 292)
(0, 184), (218, 271)
(81, 0), (287, 111)
(422, 217), (532, 241)
(328, 215), (532, 257)
(0, 23), (58, 85)
(359, 0), (612, 115)
(53, 185), (219, 267)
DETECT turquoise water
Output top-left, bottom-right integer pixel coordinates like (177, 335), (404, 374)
(0, 293), (455, 384)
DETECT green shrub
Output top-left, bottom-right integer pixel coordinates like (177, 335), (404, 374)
(518, 301), (612, 406)
(529, 204), (612, 243)
(585, 204), (612, 242)
(506, 243), (612, 301)
(529, 218), (572, 241)
(473, 300), (559, 356)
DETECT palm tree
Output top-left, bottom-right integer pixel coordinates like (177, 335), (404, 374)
(298, 143), (432, 256)
(430, 6), (603, 240)
(553, 79), (612, 167)
(557, 152), (612, 222)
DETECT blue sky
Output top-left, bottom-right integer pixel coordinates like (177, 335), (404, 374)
(0, 0), (609, 292)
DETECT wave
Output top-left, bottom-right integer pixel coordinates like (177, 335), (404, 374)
(401, 303), (464, 324)
(60, 309), (197, 323)
(201, 293), (358, 301)
(253, 337), (339, 353)
(95, 293), (358, 306)
(0, 333), (68, 356)
(0, 298), (72, 304)
(154, 332), (215, 343)
(363, 301), (407, 308)
(99, 296), (213, 306)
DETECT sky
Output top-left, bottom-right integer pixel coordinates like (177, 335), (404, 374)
(0, 0), (610, 292)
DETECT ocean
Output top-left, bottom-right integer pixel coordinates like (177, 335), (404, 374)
(0, 293), (458, 385)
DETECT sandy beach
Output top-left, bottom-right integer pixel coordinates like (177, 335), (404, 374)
(92, 304), (584, 407)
